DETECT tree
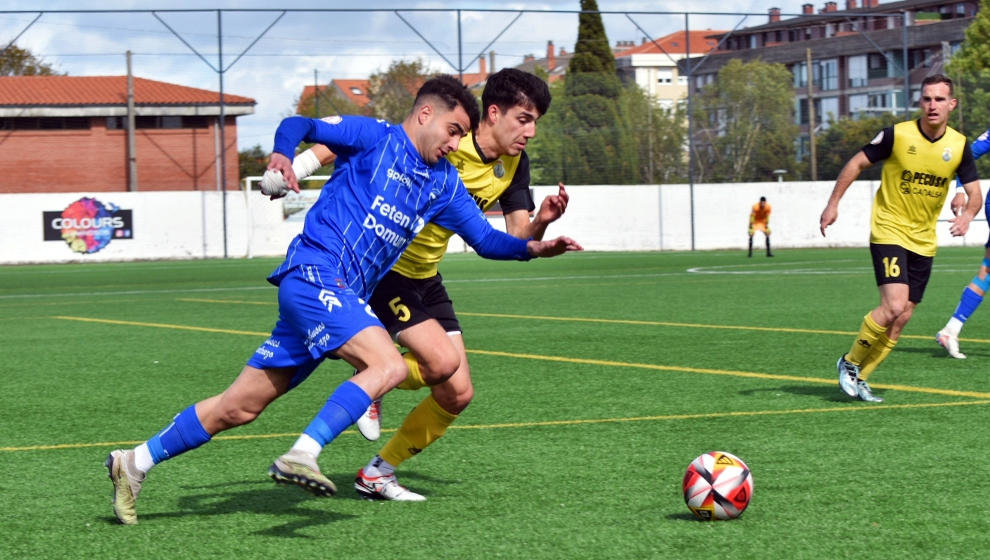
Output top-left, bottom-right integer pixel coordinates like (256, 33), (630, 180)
(814, 112), (903, 181)
(541, 0), (637, 184)
(619, 84), (688, 183)
(947, 0), (990, 177)
(367, 59), (431, 123)
(239, 144), (268, 180)
(0, 44), (60, 76)
(691, 59), (797, 183)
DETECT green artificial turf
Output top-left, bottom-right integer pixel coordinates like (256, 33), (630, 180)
(2, 248), (989, 558)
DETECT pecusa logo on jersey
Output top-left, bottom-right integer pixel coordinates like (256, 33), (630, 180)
(42, 197), (133, 254)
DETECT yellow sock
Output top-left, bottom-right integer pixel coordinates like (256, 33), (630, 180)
(858, 334), (897, 381)
(846, 313), (886, 365)
(396, 352), (426, 390)
(379, 394), (458, 467)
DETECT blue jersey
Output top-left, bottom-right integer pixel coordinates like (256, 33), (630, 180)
(267, 115), (530, 299)
(973, 128), (990, 161)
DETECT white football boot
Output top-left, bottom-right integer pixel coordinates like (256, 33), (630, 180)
(836, 355), (860, 397)
(354, 469), (425, 501)
(936, 330), (966, 359)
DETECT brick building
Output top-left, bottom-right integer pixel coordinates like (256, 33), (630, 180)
(0, 76), (255, 193)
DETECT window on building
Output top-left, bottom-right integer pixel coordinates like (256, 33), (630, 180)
(106, 115), (211, 129)
(848, 55), (867, 87)
(820, 59), (839, 90)
(848, 93), (869, 114)
(657, 70), (673, 85)
(819, 96), (839, 128)
(0, 117), (91, 130)
(867, 53), (888, 79)
(868, 92), (889, 109)
(793, 62), (807, 88)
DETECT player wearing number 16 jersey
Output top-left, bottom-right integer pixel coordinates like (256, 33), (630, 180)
(819, 74), (980, 403)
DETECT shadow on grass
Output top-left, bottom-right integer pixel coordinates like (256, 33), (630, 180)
(665, 512), (703, 522)
(739, 384), (876, 402)
(105, 469), (451, 535)
(895, 345), (990, 360)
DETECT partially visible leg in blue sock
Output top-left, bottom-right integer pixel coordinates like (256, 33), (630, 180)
(133, 405), (212, 474)
(290, 381), (371, 457)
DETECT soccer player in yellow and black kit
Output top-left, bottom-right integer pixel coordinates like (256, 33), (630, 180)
(820, 74), (981, 402)
(277, 69), (568, 499)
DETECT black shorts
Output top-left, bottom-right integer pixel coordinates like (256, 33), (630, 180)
(368, 270), (460, 337)
(869, 243), (933, 304)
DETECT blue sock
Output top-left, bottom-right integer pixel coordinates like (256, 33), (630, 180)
(146, 405), (212, 464)
(952, 287), (983, 323)
(303, 381), (372, 447)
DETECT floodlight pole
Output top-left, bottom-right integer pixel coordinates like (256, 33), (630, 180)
(685, 13), (695, 251)
(217, 10), (229, 259)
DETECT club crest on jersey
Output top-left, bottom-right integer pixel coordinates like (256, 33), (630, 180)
(493, 160), (505, 178)
(943, 147), (953, 162)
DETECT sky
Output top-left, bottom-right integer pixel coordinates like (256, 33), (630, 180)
(0, 1), (825, 151)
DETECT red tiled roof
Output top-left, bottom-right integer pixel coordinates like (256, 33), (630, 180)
(297, 80), (372, 113)
(333, 79), (371, 106)
(614, 30), (726, 57)
(0, 75), (254, 106)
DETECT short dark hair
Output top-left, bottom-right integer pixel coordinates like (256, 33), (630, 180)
(481, 68), (551, 118)
(759, 196), (766, 202)
(413, 75), (480, 131)
(921, 73), (954, 96)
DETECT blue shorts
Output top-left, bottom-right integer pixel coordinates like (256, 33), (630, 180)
(246, 265), (383, 388)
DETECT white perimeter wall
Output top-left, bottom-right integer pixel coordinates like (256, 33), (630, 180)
(4, 180), (986, 264)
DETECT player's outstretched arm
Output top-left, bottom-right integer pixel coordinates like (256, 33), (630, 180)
(820, 151), (871, 236)
(526, 236), (583, 258)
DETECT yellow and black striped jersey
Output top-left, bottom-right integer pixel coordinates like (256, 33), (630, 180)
(391, 132), (536, 279)
(862, 120), (976, 256)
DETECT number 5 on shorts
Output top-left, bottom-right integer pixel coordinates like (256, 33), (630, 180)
(389, 296), (411, 322)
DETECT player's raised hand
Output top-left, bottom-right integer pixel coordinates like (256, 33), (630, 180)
(264, 152), (301, 199)
(536, 183), (569, 224)
(526, 236), (582, 258)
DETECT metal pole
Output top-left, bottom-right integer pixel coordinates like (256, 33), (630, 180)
(685, 12), (695, 251)
(314, 69), (320, 117)
(806, 48), (817, 181)
(217, 9), (229, 259)
(126, 50), (138, 191)
(457, 9), (463, 81)
(902, 10), (910, 118)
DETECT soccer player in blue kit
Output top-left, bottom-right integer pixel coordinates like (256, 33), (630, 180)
(936, 126), (990, 358)
(104, 75), (582, 525)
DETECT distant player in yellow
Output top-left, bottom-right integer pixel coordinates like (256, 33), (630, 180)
(748, 196), (772, 257)
(819, 74), (981, 402)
